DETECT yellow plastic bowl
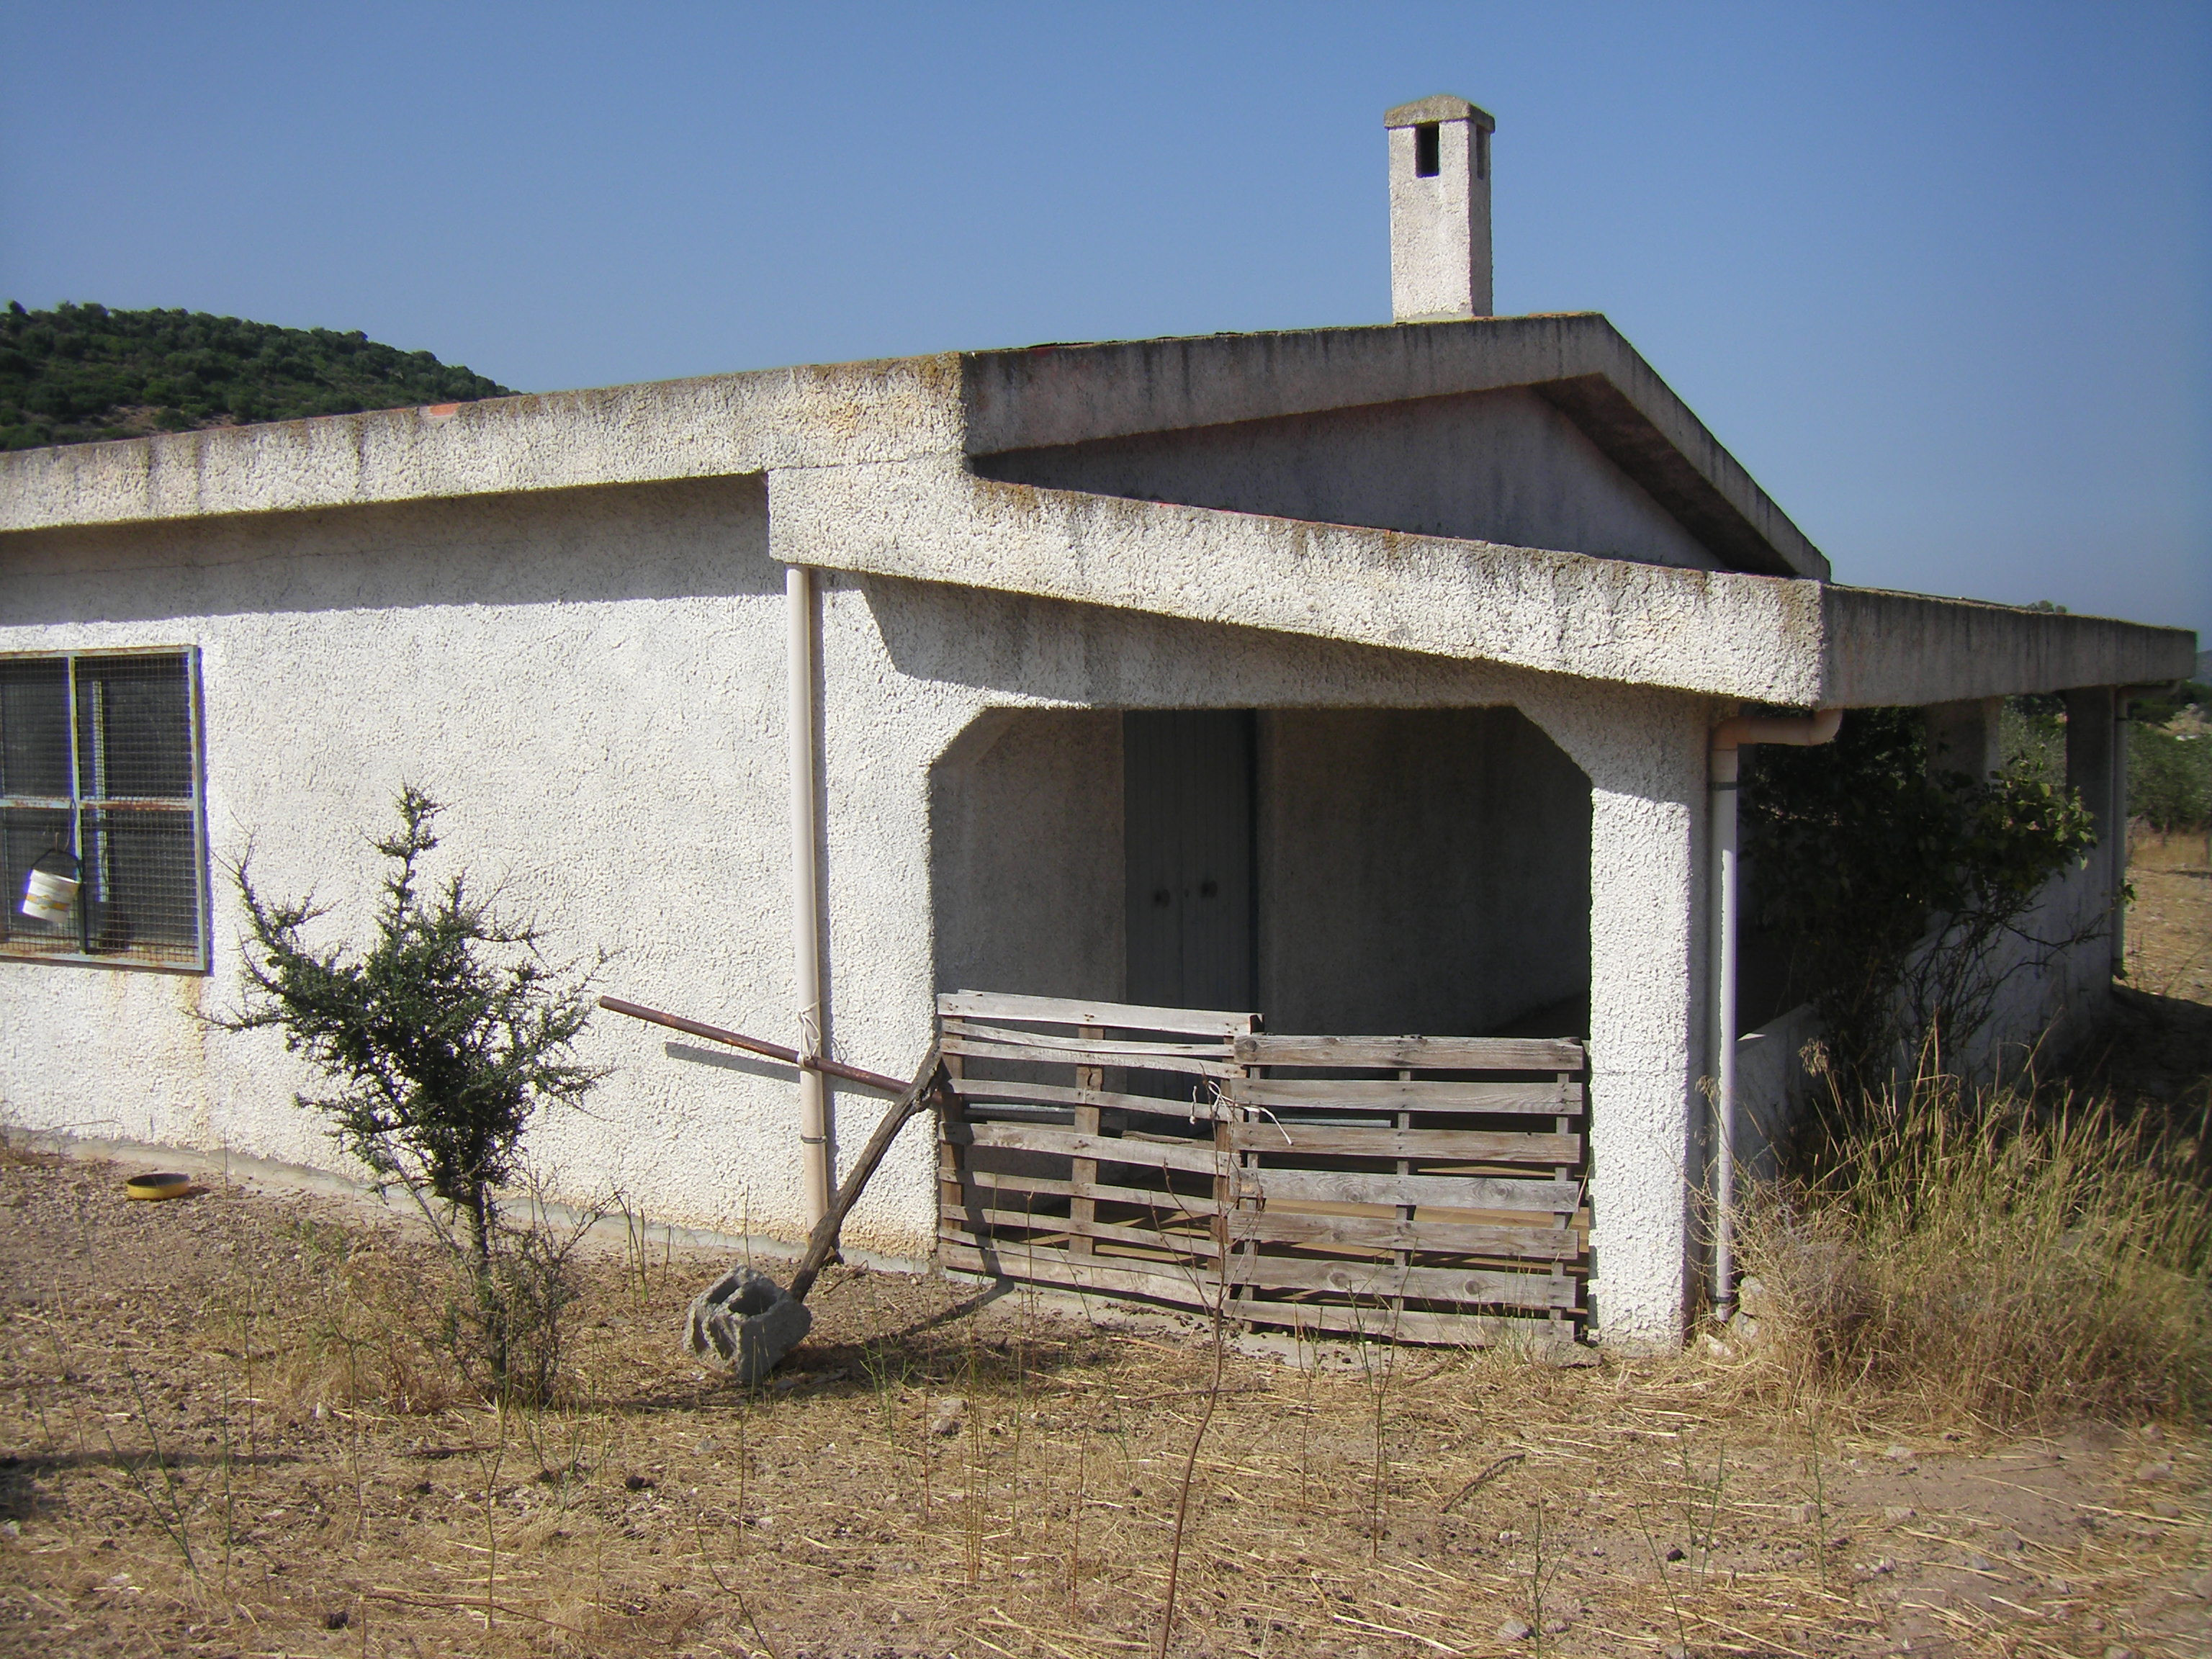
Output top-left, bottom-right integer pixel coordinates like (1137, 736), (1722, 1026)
(123, 1172), (200, 1202)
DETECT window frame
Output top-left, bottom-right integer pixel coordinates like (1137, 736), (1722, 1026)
(0, 645), (210, 974)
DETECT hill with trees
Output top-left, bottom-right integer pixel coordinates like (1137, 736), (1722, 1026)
(0, 302), (514, 451)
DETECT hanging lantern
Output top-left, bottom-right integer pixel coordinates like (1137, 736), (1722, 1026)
(20, 847), (81, 926)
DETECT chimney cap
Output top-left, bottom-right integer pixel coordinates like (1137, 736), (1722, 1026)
(1384, 94), (1494, 132)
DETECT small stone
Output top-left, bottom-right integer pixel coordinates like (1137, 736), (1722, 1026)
(624, 1473), (653, 1492)
(1965, 1552), (1994, 1572)
(696, 1437), (719, 1455)
(1543, 1617), (1570, 1634)
(2104, 1647), (2136, 1659)
(1883, 1506), (1916, 1522)
(2151, 1500), (2180, 1519)
(2135, 1460), (2174, 1481)
(1662, 1645), (1691, 1659)
(1883, 1443), (1914, 1461)
(1493, 1619), (1532, 1642)
(929, 1397), (966, 1437)
(1664, 1545), (1685, 1562)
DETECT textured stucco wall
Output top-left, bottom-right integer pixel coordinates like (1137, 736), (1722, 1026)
(975, 388), (1720, 572)
(0, 477), (883, 1244)
(1259, 706), (1593, 1035)
(1, 495), (1713, 1346)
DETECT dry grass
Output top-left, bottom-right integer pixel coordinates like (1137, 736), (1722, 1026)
(1732, 1069), (2212, 1434)
(2, 1142), (2208, 1658)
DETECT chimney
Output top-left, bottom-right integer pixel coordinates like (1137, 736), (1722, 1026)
(1385, 94), (1495, 322)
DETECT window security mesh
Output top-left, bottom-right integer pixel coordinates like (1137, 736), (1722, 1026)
(1, 650), (206, 969)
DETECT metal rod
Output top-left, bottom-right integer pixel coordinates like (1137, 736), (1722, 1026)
(596, 994), (908, 1096)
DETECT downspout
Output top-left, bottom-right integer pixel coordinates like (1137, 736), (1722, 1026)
(1709, 706), (1843, 1323)
(787, 564), (832, 1228)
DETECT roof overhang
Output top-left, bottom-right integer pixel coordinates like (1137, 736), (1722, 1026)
(771, 462), (2194, 707)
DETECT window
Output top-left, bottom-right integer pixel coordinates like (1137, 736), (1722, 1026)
(1413, 122), (1441, 178)
(1, 649), (207, 970)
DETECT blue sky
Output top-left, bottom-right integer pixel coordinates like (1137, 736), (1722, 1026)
(5, 1), (2207, 637)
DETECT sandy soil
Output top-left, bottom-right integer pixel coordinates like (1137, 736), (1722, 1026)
(0, 839), (2203, 1658)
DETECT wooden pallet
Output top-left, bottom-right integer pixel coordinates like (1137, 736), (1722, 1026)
(935, 992), (1588, 1344)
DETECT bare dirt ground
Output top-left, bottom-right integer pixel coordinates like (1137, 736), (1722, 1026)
(1, 846), (2206, 1659)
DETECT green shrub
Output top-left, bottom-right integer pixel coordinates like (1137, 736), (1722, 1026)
(225, 787), (603, 1403)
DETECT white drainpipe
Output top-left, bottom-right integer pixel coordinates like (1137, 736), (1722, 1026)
(1709, 706), (1843, 1322)
(787, 563), (831, 1228)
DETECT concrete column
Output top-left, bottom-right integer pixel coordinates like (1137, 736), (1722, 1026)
(1574, 691), (1706, 1352)
(1925, 696), (2005, 782)
(2064, 686), (2121, 973)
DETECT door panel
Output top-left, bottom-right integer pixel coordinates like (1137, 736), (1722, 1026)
(1123, 710), (1256, 1013)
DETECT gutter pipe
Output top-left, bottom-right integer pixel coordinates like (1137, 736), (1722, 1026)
(787, 564), (832, 1228)
(1709, 706), (1842, 1323)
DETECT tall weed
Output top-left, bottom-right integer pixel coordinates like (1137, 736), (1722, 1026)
(1737, 1069), (2211, 1427)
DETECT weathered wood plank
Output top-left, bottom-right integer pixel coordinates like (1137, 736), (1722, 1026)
(953, 1076), (1238, 1122)
(1233, 1298), (1565, 1348)
(943, 1169), (1223, 1218)
(1231, 1079), (1576, 1114)
(1225, 1208), (1581, 1260)
(1224, 1254), (1578, 1309)
(945, 1121), (1225, 1176)
(1227, 1124), (1581, 1163)
(1236, 1035), (1585, 1071)
(940, 1207), (1223, 1258)
(938, 990), (1256, 1037)
(1244, 1167), (1580, 1212)
(942, 1033), (1240, 1079)
(938, 1239), (1215, 1308)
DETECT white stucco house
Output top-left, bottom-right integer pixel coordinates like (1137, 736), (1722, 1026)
(0, 97), (2193, 1349)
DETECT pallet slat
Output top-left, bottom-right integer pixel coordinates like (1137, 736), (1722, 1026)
(1227, 1124), (1580, 1163)
(1241, 1167), (1581, 1212)
(939, 990), (1256, 1037)
(938, 1238), (1215, 1308)
(1225, 1254), (1578, 1309)
(942, 1032), (1241, 1078)
(1225, 1208), (1580, 1260)
(1236, 1035), (1585, 1071)
(943, 1170), (1224, 1218)
(945, 1121), (1226, 1176)
(1232, 1078), (1576, 1114)
(943, 1205), (1224, 1258)
(946, 1076), (1241, 1121)
(1234, 1298), (1563, 1347)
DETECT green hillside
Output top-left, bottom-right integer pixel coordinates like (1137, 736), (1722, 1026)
(0, 302), (515, 451)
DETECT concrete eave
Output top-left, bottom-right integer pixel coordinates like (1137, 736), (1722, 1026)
(0, 354), (967, 533)
(771, 466), (2196, 705)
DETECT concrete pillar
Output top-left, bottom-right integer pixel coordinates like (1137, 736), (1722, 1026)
(1925, 696), (2004, 782)
(2064, 687), (2121, 973)
(1571, 691), (1706, 1352)
(1385, 95), (1494, 321)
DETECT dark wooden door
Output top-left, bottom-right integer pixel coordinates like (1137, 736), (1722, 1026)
(1123, 710), (1256, 1013)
